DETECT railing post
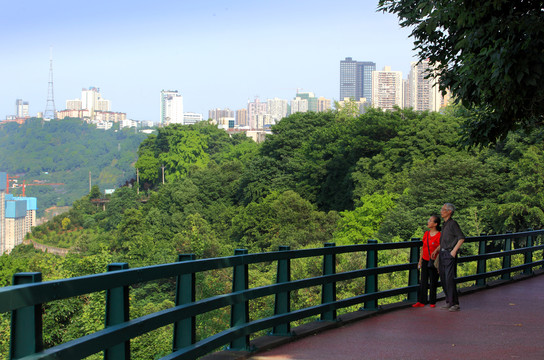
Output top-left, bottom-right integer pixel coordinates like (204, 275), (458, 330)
(173, 254), (196, 351)
(321, 243), (336, 321)
(524, 231), (534, 275)
(407, 237), (419, 302)
(502, 234), (512, 280)
(272, 246), (291, 335)
(104, 263), (130, 360)
(10, 273), (43, 360)
(476, 234), (487, 286)
(230, 249), (249, 351)
(364, 239), (379, 310)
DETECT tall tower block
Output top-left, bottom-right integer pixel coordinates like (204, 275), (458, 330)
(0, 173), (6, 254)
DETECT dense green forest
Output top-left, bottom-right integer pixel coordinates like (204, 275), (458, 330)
(0, 118), (147, 215)
(1, 108), (544, 358)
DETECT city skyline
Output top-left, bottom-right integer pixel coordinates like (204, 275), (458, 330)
(0, 0), (417, 122)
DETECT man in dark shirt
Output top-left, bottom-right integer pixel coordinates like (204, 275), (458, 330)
(438, 203), (465, 312)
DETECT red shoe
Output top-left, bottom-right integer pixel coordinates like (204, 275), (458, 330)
(430, 304), (436, 308)
(412, 302), (425, 307)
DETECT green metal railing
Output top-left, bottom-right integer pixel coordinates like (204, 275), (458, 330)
(1, 230), (544, 360)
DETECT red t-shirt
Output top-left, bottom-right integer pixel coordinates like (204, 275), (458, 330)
(422, 231), (441, 261)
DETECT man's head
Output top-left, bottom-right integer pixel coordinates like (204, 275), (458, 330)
(440, 203), (455, 220)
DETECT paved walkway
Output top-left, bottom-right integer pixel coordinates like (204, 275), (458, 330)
(249, 275), (544, 360)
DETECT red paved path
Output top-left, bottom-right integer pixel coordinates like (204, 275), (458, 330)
(249, 276), (544, 360)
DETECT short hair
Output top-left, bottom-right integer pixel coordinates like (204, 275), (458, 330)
(430, 214), (442, 231)
(444, 203), (455, 215)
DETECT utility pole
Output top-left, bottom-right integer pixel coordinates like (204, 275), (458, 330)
(89, 171), (91, 193)
(161, 165), (165, 184)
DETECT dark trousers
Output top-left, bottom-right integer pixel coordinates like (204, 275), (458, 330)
(439, 250), (459, 305)
(418, 259), (439, 304)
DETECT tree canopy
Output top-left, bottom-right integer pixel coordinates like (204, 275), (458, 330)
(378, 0), (544, 145)
(0, 118), (146, 214)
(3, 108), (544, 359)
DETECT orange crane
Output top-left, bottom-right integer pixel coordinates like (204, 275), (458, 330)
(21, 180), (65, 197)
(5, 174), (19, 194)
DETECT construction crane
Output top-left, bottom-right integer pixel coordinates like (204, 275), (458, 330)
(5, 174), (19, 194)
(21, 180), (65, 197)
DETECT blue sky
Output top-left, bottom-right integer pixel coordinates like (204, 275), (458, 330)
(0, 0), (417, 122)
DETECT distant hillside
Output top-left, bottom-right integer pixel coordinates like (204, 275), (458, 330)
(0, 118), (148, 215)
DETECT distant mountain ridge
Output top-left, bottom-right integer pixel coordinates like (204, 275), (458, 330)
(0, 118), (148, 215)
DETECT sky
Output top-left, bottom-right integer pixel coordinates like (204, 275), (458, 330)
(0, 0), (418, 122)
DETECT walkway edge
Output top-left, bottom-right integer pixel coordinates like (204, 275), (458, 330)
(201, 268), (544, 360)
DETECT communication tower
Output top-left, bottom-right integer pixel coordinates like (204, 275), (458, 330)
(43, 47), (57, 120)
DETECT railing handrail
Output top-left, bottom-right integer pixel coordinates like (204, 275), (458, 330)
(0, 240), (417, 313)
(3, 229), (544, 360)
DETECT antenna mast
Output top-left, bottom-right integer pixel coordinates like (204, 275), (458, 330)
(44, 47), (57, 120)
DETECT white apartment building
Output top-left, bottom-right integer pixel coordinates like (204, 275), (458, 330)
(372, 66), (403, 110)
(408, 60), (443, 112)
(267, 98), (289, 123)
(255, 114), (273, 129)
(247, 98), (268, 129)
(160, 90), (184, 125)
(82, 87), (111, 113)
(66, 87), (111, 119)
(184, 112), (203, 125)
(95, 121), (113, 130)
(16, 99), (29, 118)
(290, 97), (309, 114)
(120, 119), (138, 129)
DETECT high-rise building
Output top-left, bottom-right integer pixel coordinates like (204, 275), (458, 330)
(295, 92), (318, 112)
(408, 60), (443, 112)
(160, 90), (184, 125)
(340, 57), (376, 103)
(357, 62), (376, 103)
(267, 98), (289, 123)
(371, 66), (403, 110)
(208, 108), (234, 122)
(2, 200), (26, 254)
(15, 99), (29, 118)
(255, 114), (273, 129)
(247, 97), (267, 129)
(0, 173), (37, 255)
(340, 57), (357, 100)
(317, 97), (332, 112)
(403, 79), (411, 109)
(291, 97), (308, 114)
(236, 109), (248, 126)
(0, 174), (5, 254)
(82, 87), (110, 113)
(67, 87), (111, 118)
